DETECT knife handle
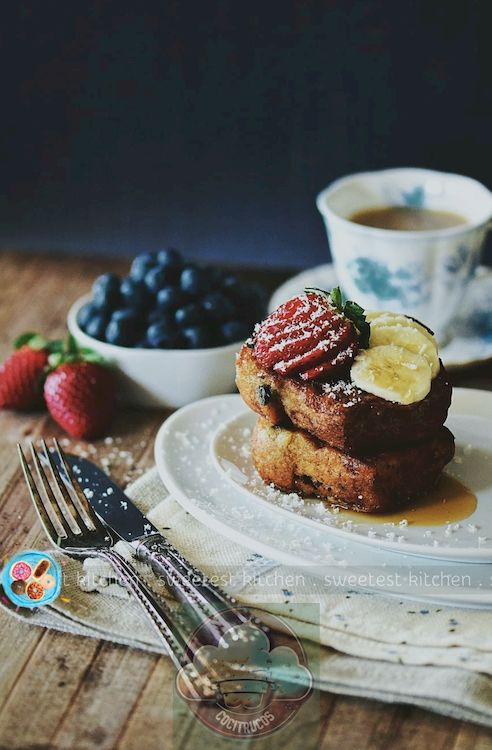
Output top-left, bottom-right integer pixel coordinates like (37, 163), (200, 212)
(133, 533), (250, 634)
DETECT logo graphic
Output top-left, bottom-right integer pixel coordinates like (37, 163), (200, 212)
(1, 550), (62, 608)
(175, 611), (313, 738)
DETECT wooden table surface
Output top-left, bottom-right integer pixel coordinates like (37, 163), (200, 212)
(1, 250), (492, 750)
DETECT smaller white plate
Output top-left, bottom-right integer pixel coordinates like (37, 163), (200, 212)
(211, 391), (492, 563)
(269, 264), (492, 370)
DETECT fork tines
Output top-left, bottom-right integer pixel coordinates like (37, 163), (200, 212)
(17, 439), (104, 544)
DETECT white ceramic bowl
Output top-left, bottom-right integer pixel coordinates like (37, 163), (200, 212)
(67, 295), (241, 408)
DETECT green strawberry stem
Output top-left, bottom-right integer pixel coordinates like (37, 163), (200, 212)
(47, 334), (111, 370)
(14, 331), (68, 354)
(14, 332), (49, 351)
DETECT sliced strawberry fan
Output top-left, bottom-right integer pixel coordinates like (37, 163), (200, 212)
(252, 287), (369, 382)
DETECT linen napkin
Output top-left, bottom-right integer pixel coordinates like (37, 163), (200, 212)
(3, 467), (492, 728)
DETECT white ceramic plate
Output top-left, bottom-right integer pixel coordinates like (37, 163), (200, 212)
(269, 264), (492, 370)
(155, 394), (492, 607)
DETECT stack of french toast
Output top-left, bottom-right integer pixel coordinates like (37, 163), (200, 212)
(236, 288), (455, 513)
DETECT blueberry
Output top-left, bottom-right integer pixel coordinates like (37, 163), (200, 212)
(130, 252), (157, 281)
(90, 299), (111, 314)
(157, 247), (182, 269)
(146, 322), (179, 349)
(182, 325), (212, 349)
(105, 314), (139, 346)
(175, 303), (203, 327)
(156, 285), (185, 312)
(221, 274), (241, 296)
(85, 314), (108, 341)
(92, 272), (120, 294)
(77, 303), (96, 331)
(111, 308), (141, 324)
(147, 308), (169, 325)
(202, 292), (236, 322)
(106, 320), (137, 346)
(114, 310), (145, 341)
(144, 266), (173, 295)
(120, 278), (148, 310)
(180, 266), (209, 296)
(92, 272), (120, 307)
(222, 320), (251, 343)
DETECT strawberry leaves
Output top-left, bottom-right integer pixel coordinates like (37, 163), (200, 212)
(343, 300), (370, 348)
(47, 334), (110, 370)
(14, 332), (50, 351)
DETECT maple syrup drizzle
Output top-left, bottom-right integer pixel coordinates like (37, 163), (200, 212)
(339, 473), (477, 527)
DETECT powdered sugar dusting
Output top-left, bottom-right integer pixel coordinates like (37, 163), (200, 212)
(322, 379), (363, 406)
(263, 294), (343, 354)
(56, 434), (147, 487)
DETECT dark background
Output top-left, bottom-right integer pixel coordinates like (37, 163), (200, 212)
(1, 1), (491, 269)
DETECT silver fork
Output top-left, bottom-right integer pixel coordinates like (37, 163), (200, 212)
(18, 439), (190, 671)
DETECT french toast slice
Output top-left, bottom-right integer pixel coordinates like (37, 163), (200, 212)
(236, 344), (452, 456)
(252, 418), (455, 513)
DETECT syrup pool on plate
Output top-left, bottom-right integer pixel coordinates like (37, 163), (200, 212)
(339, 473), (477, 527)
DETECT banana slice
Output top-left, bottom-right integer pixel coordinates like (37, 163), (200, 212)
(366, 311), (436, 347)
(369, 324), (440, 378)
(365, 310), (388, 322)
(351, 344), (432, 405)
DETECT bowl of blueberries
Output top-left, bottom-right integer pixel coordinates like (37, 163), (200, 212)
(68, 248), (267, 408)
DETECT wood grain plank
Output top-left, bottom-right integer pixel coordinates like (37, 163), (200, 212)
(319, 697), (400, 750)
(0, 631), (101, 749)
(51, 644), (159, 750)
(386, 705), (472, 750)
(0, 612), (45, 714)
(452, 722), (492, 750)
(115, 657), (175, 750)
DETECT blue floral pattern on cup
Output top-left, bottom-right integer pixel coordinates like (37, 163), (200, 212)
(348, 257), (429, 306)
(402, 185), (425, 208)
(443, 243), (477, 281)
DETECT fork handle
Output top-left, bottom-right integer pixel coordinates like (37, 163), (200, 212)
(98, 547), (189, 671)
(133, 534), (250, 632)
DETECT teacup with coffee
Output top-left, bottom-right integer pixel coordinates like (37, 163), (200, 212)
(317, 168), (492, 342)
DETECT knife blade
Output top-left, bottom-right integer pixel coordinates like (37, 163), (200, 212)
(64, 455), (160, 541)
(58, 452), (249, 632)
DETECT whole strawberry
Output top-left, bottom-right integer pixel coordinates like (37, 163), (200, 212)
(0, 333), (51, 410)
(44, 338), (115, 439)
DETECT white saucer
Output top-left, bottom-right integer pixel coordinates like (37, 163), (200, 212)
(269, 264), (492, 369)
(155, 394), (492, 607)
